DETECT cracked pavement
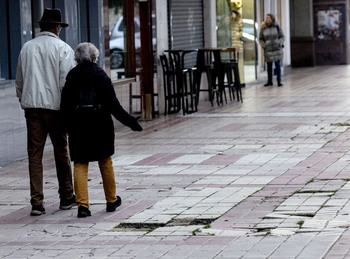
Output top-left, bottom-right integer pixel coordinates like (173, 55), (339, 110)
(2, 66), (350, 258)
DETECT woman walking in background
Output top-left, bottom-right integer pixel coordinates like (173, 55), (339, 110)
(259, 13), (285, 87)
(61, 43), (143, 218)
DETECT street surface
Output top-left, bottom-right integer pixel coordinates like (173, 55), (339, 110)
(1, 65), (350, 258)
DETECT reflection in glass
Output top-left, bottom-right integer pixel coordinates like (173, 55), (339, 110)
(134, 2), (141, 71)
(21, 0), (32, 43)
(64, 2), (79, 48)
(109, 0), (125, 80)
(241, 0), (256, 82)
(31, 0), (44, 37)
(217, 0), (232, 49)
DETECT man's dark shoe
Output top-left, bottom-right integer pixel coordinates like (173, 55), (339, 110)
(106, 196), (122, 212)
(77, 206), (91, 218)
(30, 205), (46, 216)
(59, 194), (76, 210)
(278, 81), (283, 87)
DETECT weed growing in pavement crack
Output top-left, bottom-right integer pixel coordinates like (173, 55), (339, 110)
(291, 135), (298, 141)
(294, 190), (337, 194)
(306, 179), (315, 184)
(331, 123), (350, 127)
(297, 220), (304, 228)
(192, 228), (202, 235)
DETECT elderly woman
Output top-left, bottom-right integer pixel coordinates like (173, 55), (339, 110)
(61, 43), (142, 218)
(259, 14), (285, 87)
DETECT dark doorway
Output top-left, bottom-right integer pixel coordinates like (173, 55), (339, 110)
(314, 2), (347, 65)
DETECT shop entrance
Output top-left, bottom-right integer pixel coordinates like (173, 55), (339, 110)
(241, 0), (257, 83)
(216, 0), (257, 84)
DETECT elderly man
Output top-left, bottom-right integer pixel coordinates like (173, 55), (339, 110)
(15, 8), (76, 216)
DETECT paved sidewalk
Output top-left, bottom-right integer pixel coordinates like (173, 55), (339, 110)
(2, 66), (350, 258)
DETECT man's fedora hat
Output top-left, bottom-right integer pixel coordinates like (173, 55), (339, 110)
(38, 8), (69, 27)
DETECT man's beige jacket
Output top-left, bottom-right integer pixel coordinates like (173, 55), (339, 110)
(15, 31), (75, 110)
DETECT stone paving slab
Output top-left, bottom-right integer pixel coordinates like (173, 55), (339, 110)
(3, 66), (350, 257)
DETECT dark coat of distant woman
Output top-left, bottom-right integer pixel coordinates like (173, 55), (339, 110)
(61, 62), (141, 163)
(259, 22), (284, 62)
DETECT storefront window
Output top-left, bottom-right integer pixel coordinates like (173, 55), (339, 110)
(31, 1), (46, 37)
(108, 0), (141, 81)
(216, 0), (257, 83)
(21, 0), (32, 44)
(31, 0), (79, 48)
(217, 0), (232, 49)
(64, 2), (79, 48)
(241, 0), (257, 82)
(109, 0), (125, 80)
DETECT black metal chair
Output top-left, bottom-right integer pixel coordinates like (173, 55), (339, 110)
(160, 51), (197, 115)
(212, 48), (243, 104)
(167, 51), (198, 115)
(220, 48), (243, 102)
(160, 54), (181, 114)
(212, 49), (229, 105)
(195, 49), (219, 106)
(183, 66), (198, 114)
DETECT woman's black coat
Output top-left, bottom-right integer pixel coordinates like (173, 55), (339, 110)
(61, 63), (142, 163)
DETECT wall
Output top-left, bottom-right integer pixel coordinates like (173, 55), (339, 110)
(203, 0), (217, 48)
(0, 0), (30, 80)
(155, 0), (168, 115)
(281, 0), (291, 66)
(0, 81), (37, 166)
(290, 0), (315, 66)
(0, 0), (9, 79)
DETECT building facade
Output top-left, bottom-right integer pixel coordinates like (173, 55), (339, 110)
(3, 0), (337, 165)
(1, 0), (292, 101)
(0, 0), (105, 80)
(291, 0), (349, 66)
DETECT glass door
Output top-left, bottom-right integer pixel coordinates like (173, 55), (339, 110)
(217, 0), (232, 49)
(242, 0), (257, 83)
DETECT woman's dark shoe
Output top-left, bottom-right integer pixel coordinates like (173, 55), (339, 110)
(77, 206), (91, 218)
(106, 196), (122, 212)
(278, 81), (283, 87)
(264, 82), (273, 87)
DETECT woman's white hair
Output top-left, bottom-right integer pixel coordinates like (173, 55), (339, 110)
(74, 42), (100, 64)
